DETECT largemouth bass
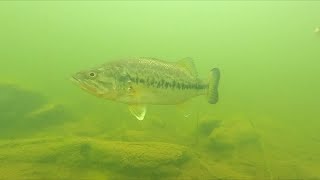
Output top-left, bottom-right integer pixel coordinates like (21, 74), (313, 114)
(71, 57), (220, 120)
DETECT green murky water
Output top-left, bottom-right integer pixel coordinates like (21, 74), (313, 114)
(0, 1), (319, 179)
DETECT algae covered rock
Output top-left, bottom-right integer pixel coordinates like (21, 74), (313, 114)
(0, 137), (195, 179)
(41, 138), (191, 171)
(208, 118), (260, 150)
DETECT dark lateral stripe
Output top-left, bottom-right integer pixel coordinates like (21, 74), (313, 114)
(129, 76), (207, 90)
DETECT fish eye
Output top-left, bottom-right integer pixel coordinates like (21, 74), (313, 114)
(89, 72), (96, 78)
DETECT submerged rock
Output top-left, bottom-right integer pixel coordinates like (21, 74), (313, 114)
(208, 119), (260, 151)
(198, 118), (222, 136)
(0, 84), (46, 120)
(0, 84), (72, 138)
(0, 137), (211, 179)
(48, 139), (190, 171)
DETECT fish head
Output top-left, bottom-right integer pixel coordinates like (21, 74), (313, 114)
(71, 66), (118, 100)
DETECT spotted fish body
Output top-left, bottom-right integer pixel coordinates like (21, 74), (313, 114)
(71, 57), (220, 120)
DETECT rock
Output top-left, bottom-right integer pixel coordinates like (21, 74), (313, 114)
(198, 118), (222, 136)
(0, 84), (46, 121)
(208, 119), (260, 151)
(0, 137), (202, 179)
(0, 84), (72, 138)
(50, 139), (190, 171)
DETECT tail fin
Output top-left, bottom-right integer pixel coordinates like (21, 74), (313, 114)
(207, 68), (220, 104)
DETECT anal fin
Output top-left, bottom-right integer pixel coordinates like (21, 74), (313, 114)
(128, 104), (147, 120)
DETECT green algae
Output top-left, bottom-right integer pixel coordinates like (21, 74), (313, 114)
(0, 137), (212, 179)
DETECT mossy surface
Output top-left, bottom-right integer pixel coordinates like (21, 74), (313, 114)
(0, 137), (212, 179)
(1, 84), (318, 179)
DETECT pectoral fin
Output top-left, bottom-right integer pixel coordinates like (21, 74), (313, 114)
(128, 104), (147, 120)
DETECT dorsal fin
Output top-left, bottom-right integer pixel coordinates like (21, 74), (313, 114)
(176, 57), (198, 77)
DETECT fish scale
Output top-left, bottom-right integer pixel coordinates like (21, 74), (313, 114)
(121, 58), (199, 89)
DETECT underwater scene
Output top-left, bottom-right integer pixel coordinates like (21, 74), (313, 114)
(0, 1), (319, 179)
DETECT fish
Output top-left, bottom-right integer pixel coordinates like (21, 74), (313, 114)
(71, 57), (220, 120)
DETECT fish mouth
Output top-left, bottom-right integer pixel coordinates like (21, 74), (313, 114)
(70, 76), (99, 94)
(69, 75), (104, 97)
(70, 76), (80, 84)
